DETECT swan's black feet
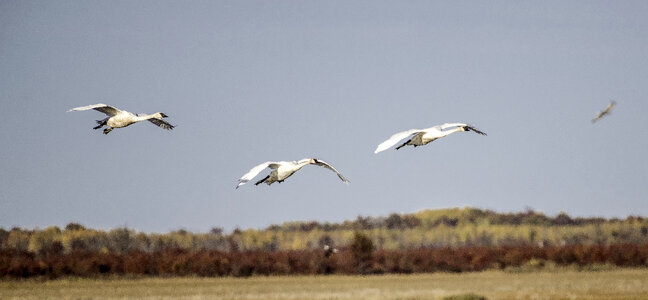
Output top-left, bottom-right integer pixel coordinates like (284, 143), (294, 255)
(94, 120), (106, 130)
(103, 128), (113, 134)
(395, 139), (411, 150)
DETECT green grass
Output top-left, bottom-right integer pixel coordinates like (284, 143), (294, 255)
(2, 269), (648, 299)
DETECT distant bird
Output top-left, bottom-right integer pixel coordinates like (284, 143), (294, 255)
(592, 101), (616, 123)
(323, 244), (339, 257)
(68, 103), (175, 134)
(236, 158), (349, 188)
(374, 123), (486, 154)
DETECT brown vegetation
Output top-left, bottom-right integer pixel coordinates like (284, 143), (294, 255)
(2, 208), (648, 278)
(2, 243), (648, 278)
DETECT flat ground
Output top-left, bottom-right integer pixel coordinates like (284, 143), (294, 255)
(2, 269), (648, 300)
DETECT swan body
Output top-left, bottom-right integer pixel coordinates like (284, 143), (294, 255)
(236, 158), (349, 188)
(68, 103), (174, 134)
(374, 122), (486, 153)
(592, 101), (615, 123)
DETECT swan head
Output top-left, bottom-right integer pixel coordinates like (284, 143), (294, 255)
(312, 158), (320, 164)
(151, 112), (169, 119)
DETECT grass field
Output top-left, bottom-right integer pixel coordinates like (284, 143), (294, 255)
(2, 268), (648, 300)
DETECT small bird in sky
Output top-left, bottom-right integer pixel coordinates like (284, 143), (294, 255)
(592, 101), (616, 123)
(236, 158), (349, 188)
(374, 122), (486, 154)
(68, 103), (175, 134)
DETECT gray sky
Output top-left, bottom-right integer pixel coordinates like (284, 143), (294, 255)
(1, 1), (647, 233)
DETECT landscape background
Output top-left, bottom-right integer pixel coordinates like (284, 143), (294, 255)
(2, 4), (648, 299)
(3, 207), (648, 278)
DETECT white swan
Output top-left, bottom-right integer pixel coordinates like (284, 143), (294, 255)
(68, 103), (175, 134)
(236, 158), (349, 188)
(592, 101), (615, 123)
(374, 122), (486, 153)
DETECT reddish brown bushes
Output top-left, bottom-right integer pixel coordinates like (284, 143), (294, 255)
(2, 244), (648, 279)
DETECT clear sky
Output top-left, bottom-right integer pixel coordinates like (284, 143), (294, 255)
(1, 1), (647, 233)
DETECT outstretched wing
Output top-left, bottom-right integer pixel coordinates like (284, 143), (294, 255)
(236, 161), (273, 189)
(68, 103), (121, 116)
(463, 125), (487, 135)
(440, 122), (487, 135)
(592, 101), (615, 123)
(592, 113), (604, 123)
(312, 159), (349, 184)
(604, 101), (615, 113)
(374, 129), (422, 154)
(439, 123), (467, 130)
(148, 118), (175, 130)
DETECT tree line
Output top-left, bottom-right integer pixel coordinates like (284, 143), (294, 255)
(2, 208), (647, 255)
(2, 208), (648, 278)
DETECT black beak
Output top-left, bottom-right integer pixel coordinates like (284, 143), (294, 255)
(160, 113), (169, 118)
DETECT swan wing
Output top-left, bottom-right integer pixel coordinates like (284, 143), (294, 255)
(313, 159), (349, 184)
(439, 123), (486, 135)
(236, 161), (273, 189)
(68, 103), (121, 116)
(374, 129), (422, 154)
(148, 118), (175, 130)
(439, 123), (467, 130)
(464, 125), (487, 135)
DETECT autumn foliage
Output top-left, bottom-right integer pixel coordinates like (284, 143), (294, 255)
(2, 208), (648, 278)
(2, 243), (648, 278)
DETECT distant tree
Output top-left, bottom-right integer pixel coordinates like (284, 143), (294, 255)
(228, 229), (242, 252)
(350, 232), (374, 274)
(133, 232), (151, 252)
(554, 212), (574, 226)
(402, 215), (422, 228)
(28, 226), (60, 255)
(321, 222), (337, 231)
(266, 224), (281, 231)
(65, 223), (86, 231)
(385, 213), (403, 229)
(7, 228), (31, 251)
(108, 227), (133, 254)
(263, 235), (279, 252)
(353, 216), (374, 230)
(0, 228), (9, 249)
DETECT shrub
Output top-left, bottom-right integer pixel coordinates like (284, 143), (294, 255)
(350, 232), (374, 274)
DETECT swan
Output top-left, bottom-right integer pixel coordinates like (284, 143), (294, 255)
(68, 103), (175, 134)
(236, 158), (349, 188)
(592, 101), (615, 123)
(374, 122), (486, 153)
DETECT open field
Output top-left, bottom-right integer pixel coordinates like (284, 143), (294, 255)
(2, 268), (648, 300)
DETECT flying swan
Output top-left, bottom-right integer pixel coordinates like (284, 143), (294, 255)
(374, 122), (486, 154)
(592, 101), (615, 123)
(236, 158), (349, 188)
(68, 103), (175, 134)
